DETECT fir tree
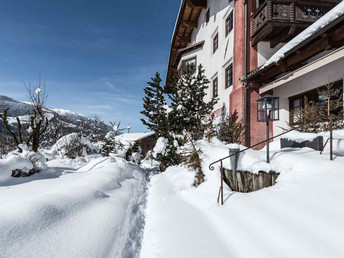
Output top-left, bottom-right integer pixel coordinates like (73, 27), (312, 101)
(218, 110), (245, 144)
(169, 64), (218, 140)
(141, 73), (169, 137)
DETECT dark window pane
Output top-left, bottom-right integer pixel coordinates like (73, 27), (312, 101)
(213, 77), (218, 97)
(225, 12), (233, 37)
(213, 33), (218, 53)
(225, 64), (233, 89)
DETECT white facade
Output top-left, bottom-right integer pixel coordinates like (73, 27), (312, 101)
(269, 53), (344, 135)
(177, 0), (235, 118)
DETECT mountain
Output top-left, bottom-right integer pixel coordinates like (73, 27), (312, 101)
(0, 95), (111, 147)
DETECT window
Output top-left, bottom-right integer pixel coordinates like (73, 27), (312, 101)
(225, 64), (233, 89)
(213, 77), (218, 97)
(206, 9), (210, 23)
(181, 57), (197, 72)
(213, 33), (218, 53)
(225, 12), (233, 37)
(289, 80), (343, 124)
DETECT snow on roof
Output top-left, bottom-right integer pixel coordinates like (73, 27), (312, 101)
(261, 1), (344, 70)
(115, 132), (155, 142)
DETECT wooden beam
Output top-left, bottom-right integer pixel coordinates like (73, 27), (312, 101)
(287, 38), (330, 66)
(176, 35), (191, 43)
(187, 0), (207, 8)
(181, 20), (198, 29)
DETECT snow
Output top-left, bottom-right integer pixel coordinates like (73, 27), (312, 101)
(141, 136), (344, 258)
(1, 126), (344, 257)
(35, 87), (41, 95)
(116, 132), (155, 143)
(0, 155), (146, 258)
(52, 108), (84, 118)
(262, 1), (344, 69)
(152, 137), (168, 158)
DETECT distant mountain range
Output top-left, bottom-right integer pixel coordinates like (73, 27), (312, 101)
(0, 95), (85, 122)
(0, 95), (111, 144)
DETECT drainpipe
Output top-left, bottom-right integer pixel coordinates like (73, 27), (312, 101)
(244, 0), (249, 147)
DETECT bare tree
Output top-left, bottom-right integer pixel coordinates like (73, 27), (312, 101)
(0, 76), (49, 152)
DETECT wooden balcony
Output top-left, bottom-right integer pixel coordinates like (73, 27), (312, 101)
(251, 0), (341, 47)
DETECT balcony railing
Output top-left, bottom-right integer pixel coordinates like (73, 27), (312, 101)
(251, 0), (339, 47)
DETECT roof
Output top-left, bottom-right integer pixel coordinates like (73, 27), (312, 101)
(262, 1), (344, 70)
(247, 1), (344, 82)
(115, 132), (155, 143)
(166, 0), (207, 86)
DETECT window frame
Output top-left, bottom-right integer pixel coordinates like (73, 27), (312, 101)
(225, 63), (233, 89)
(213, 77), (219, 98)
(288, 80), (343, 124)
(213, 33), (219, 54)
(180, 57), (197, 73)
(225, 12), (233, 37)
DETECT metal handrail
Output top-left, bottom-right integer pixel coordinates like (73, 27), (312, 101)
(209, 128), (295, 171)
(209, 128), (295, 205)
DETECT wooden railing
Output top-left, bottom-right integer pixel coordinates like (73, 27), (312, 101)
(252, 0), (329, 36)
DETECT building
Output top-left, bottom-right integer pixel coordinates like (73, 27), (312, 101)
(166, 0), (342, 147)
(246, 1), (344, 137)
(166, 0), (235, 119)
(115, 132), (156, 157)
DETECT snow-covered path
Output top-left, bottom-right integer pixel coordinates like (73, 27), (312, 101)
(0, 157), (147, 258)
(141, 167), (232, 258)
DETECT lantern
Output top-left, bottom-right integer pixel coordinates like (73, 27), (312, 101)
(257, 95), (280, 163)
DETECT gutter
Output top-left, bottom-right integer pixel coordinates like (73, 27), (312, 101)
(244, 0), (249, 146)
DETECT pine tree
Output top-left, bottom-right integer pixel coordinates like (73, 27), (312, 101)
(218, 110), (245, 144)
(141, 73), (169, 137)
(169, 64), (218, 140)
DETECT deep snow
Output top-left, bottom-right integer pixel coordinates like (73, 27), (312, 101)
(0, 156), (147, 258)
(141, 136), (344, 258)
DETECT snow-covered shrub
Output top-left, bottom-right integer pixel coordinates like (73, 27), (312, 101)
(0, 144), (47, 179)
(151, 136), (182, 171)
(51, 133), (100, 159)
(100, 131), (124, 156)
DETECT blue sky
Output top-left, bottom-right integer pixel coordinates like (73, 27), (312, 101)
(0, 0), (180, 132)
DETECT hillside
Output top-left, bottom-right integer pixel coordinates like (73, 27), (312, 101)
(0, 95), (111, 148)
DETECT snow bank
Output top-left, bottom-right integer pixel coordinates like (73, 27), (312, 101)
(0, 156), (146, 258)
(262, 1), (344, 69)
(281, 130), (344, 156)
(142, 139), (344, 258)
(0, 155), (33, 182)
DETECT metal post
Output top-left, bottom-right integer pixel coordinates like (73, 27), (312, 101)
(330, 115), (333, 161)
(220, 160), (224, 205)
(266, 121), (270, 163)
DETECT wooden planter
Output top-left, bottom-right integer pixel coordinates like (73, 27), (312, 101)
(223, 169), (279, 193)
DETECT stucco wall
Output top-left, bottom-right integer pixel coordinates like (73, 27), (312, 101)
(272, 57), (344, 136)
(177, 0), (234, 118)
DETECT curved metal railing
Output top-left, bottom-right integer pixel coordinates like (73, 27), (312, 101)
(210, 128), (295, 205)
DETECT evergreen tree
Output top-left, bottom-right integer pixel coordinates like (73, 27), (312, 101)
(141, 73), (169, 137)
(169, 64), (218, 140)
(218, 110), (245, 144)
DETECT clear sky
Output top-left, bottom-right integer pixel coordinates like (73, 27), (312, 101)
(0, 0), (180, 132)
